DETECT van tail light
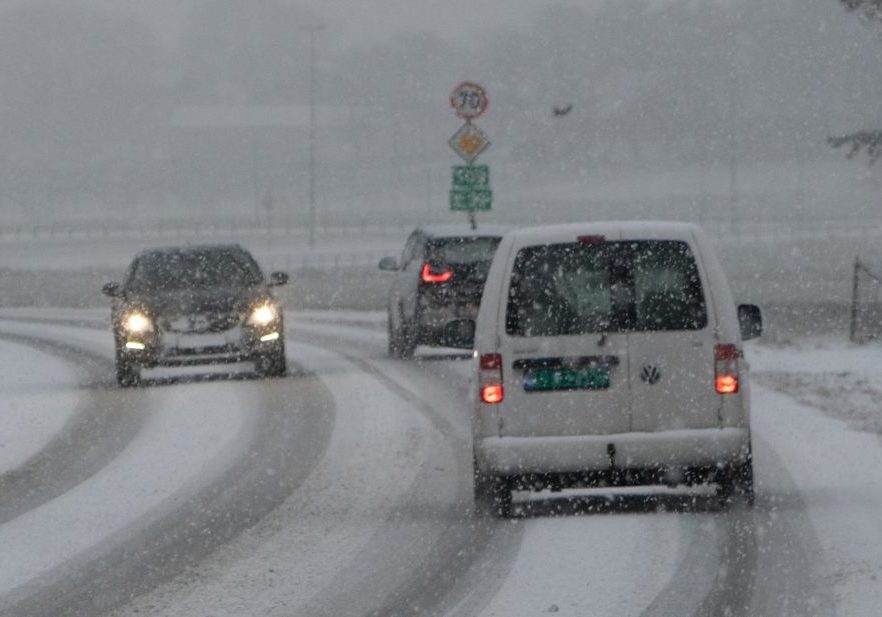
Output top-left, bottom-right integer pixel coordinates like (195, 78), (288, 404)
(479, 352), (504, 404)
(714, 344), (741, 394)
(421, 263), (453, 283)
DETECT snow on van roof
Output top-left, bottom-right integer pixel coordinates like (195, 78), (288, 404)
(506, 221), (703, 245)
(418, 223), (513, 238)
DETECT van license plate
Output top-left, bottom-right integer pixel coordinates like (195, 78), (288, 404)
(523, 366), (611, 392)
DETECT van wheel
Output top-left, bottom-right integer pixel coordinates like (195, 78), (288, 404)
(717, 460), (754, 508)
(474, 466), (512, 518)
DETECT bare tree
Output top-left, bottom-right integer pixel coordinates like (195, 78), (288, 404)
(830, 0), (882, 162)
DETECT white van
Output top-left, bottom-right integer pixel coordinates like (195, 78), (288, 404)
(465, 222), (762, 516)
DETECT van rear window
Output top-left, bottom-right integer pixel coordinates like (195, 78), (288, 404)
(505, 240), (707, 336)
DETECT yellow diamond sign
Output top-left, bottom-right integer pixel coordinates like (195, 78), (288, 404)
(449, 122), (491, 164)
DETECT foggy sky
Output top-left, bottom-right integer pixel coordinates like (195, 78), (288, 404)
(0, 0), (543, 50)
(1, 0), (880, 230)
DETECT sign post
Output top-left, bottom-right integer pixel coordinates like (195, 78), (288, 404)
(448, 82), (492, 229)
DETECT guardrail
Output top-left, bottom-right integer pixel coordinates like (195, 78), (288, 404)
(0, 220), (415, 243)
(4, 218), (882, 244)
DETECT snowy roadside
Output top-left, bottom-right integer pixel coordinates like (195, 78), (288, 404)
(0, 380), (252, 598)
(0, 307), (107, 327)
(749, 339), (882, 615)
(0, 320), (254, 602)
(0, 339), (80, 474)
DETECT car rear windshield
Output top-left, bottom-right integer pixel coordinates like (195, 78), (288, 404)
(127, 249), (263, 292)
(506, 240), (707, 336)
(427, 237), (500, 265)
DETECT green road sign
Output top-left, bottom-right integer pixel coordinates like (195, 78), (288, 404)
(452, 165), (489, 188)
(450, 188), (492, 212)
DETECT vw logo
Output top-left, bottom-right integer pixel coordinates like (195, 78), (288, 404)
(189, 314), (210, 333)
(640, 365), (661, 385)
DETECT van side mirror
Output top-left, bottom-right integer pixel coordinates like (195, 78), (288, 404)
(269, 271), (289, 286)
(102, 282), (122, 298)
(378, 256), (399, 271)
(444, 319), (476, 349)
(738, 304), (762, 340)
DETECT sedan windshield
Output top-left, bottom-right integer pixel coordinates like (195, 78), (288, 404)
(427, 237), (501, 265)
(127, 249), (262, 292)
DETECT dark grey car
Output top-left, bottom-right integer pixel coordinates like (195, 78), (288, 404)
(102, 245), (288, 386)
(378, 225), (506, 358)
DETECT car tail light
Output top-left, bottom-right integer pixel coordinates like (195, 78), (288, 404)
(479, 352), (504, 404)
(714, 344), (740, 394)
(421, 263), (453, 283)
(578, 235), (606, 245)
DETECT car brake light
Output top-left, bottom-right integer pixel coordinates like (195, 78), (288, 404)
(421, 263), (453, 283)
(479, 352), (504, 404)
(481, 384), (504, 404)
(714, 344), (740, 394)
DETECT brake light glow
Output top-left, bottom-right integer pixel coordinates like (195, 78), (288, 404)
(421, 263), (453, 283)
(716, 375), (738, 394)
(481, 384), (504, 404)
(479, 352), (504, 404)
(714, 344), (740, 394)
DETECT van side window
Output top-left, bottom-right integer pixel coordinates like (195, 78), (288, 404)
(506, 240), (707, 336)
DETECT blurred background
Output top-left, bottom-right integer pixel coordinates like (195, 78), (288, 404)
(1, 0), (881, 336)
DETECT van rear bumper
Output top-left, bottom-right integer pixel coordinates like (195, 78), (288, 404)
(476, 427), (750, 475)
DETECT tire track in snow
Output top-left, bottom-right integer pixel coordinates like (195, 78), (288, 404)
(0, 319), (336, 617)
(1, 367), (335, 617)
(291, 330), (525, 617)
(0, 329), (148, 526)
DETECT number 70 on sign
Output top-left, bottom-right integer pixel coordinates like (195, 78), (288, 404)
(450, 82), (488, 120)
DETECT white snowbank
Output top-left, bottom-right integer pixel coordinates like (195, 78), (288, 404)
(748, 339), (882, 616)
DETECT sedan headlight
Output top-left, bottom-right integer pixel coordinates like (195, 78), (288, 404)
(247, 303), (279, 327)
(123, 311), (153, 334)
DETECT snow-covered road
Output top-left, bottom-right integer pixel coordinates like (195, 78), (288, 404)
(0, 311), (879, 616)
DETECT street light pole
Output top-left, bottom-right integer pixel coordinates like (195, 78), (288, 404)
(305, 25), (323, 249)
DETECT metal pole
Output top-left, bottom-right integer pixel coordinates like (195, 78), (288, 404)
(851, 256), (861, 343)
(307, 26), (319, 248)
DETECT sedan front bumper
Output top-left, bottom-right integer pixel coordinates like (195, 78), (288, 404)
(119, 325), (283, 368)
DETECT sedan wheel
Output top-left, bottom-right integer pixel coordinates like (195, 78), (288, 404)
(115, 353), (140, 388)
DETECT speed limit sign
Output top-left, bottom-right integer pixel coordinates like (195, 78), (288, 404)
(450, 82), (488, 120)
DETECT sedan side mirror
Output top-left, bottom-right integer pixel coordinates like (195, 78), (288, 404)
(378, 256), (399, 271)
(268, 271), (289, 286)
(738, 304), (763, 340)
(102, 282), (122, 298)
(444, 319), (476, 349)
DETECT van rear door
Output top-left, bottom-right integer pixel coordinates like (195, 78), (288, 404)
(497, 240), (631, 437)
(625, 239), (719, 431)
